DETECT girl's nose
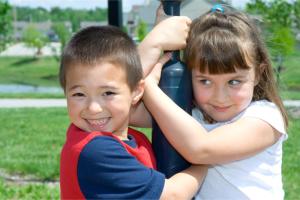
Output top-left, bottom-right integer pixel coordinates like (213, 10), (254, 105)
(87, 100), (103, 113)
(214, 86), (228, 102)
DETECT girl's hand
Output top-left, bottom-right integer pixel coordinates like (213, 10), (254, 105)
(139, 15), (191, 77)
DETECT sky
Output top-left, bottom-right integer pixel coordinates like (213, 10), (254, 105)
(7, 0), (250, 12)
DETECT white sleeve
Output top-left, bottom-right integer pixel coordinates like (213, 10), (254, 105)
(241, 100), (287, 140)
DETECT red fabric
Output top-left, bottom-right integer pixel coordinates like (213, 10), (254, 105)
(60, 124), (156, 199)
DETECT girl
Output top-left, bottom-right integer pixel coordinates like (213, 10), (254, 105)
(136, 4), (288, 200)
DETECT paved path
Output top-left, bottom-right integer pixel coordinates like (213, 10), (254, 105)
(0, 99), (66, 108)
(0, 99), (300, 108)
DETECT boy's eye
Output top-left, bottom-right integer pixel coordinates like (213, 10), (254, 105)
(228, 80), (241, 85)
(72, 92), (85, 97)
(103, 91), (116, 96)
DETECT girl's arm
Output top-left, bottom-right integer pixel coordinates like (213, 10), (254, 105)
(143, 79), (281, 164)
(161, 165), (207, 199)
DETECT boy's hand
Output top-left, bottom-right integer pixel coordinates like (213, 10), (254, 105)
(146, 53), (171, 85)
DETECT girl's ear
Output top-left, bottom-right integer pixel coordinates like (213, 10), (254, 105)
(131, 80), (145, 105)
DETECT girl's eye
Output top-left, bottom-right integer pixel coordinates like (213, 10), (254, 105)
(103, 91), (116, 96)
(72, 92), (85, 97)
(199, 79), (211, 85)
(228, 80), (241, 85)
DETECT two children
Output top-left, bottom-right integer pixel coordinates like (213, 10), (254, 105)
(59, 18), (207, 199)
(59, 3), (288, 199)
(137, 4), (288, 200)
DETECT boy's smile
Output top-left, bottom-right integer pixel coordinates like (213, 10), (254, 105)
(65, 62), (141, 139)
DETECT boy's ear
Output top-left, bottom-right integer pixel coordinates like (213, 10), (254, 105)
(131, 80), (145, 105)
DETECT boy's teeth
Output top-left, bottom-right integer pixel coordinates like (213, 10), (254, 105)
(88, 118), (108, 125)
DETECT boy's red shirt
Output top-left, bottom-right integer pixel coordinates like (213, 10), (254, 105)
(60, 124), (157, 199)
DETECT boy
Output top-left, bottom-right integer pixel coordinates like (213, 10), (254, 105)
(59, 23), (206, 199)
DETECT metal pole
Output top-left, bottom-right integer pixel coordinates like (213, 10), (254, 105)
(108, 0), (123, 27)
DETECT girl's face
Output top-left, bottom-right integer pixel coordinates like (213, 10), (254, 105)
(192, 67), (257, 122)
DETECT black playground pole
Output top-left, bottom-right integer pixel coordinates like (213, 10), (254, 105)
(108, 0), (123, 27)
(152, 0), (192, 178)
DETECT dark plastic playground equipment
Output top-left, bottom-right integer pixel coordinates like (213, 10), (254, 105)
(152, 0), (193, 178)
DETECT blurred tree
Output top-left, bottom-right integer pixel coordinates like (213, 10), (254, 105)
(246, 0), (295, 57)
(22, 24), (49, 56)
(268, 25), (295, 57)
(52, 22), (72, 52)
(0, 0), (12, 52)
(246, 0), (297, 85)
(136, 20), (147, 42)
(295, 0), (300, 29)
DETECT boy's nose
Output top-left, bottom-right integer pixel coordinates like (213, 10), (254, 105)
(87, 101), (103, 113)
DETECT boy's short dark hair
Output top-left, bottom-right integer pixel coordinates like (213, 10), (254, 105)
(59, 25), (143, 91)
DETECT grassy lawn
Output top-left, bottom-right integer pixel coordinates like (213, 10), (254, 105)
(0, 92), (64, 99)
(0, 56), (60, 87)
(280, 51), (300, 91)
(0, 108), (69, 180)
(0, 107), (299, 199)
(0, 177), (59, 200)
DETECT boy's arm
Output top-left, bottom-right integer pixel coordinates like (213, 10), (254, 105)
(131, 17), (191, 127)
(130, 54), (170, 127)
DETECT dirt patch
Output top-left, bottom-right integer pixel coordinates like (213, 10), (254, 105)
(0, 170), (58, 187)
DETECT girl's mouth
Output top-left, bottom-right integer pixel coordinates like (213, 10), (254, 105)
(212, 105), (231, 112)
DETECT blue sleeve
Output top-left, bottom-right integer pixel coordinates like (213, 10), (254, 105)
(77, 136), (165, 199)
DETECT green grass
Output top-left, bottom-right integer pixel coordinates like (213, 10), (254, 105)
(0, 92), (64, 99)
(0, 108), (69, 180)
(282, 116), (300, 200)
(0, 57), (60, 87)
(279, 50), (300, 90)
(280, 90), (300, 100)
(0, 107), (299, 199)
(0, 177), (59, 199)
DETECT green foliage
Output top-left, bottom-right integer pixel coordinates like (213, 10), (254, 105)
(15, 6), (50, 22)
(295, 0), (300, 29)
(266, 0), (293, 27)
(0, 0), (12, 52)
(52, 22), (72, 52)
(267, 25), (295, 57)
(246, 0), (267, 14)
(136, 20), (147, 42)
(15, 6), (107, 32)
(22, 24), (49, 56)
(246, 0), (296, 57)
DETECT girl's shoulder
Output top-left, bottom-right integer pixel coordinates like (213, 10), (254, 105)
(239, 100), (286, 136)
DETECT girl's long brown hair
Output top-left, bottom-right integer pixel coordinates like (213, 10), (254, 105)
(185, 7), (288, 128)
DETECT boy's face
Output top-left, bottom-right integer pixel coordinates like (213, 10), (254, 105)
(65, 62), (143, 139)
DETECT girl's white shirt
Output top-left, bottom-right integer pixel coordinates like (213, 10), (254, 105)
(192, 100), (287, 200)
